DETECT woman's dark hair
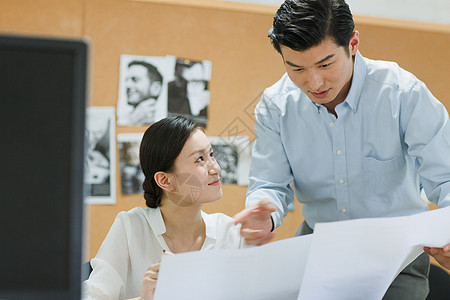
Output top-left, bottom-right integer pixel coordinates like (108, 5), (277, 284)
(139, 116), (200, 208)
(268, 0), (354, 55)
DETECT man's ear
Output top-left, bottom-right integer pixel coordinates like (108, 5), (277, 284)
(154, 171), (174, 192)
(150, 81), (162, 98)
(349, 31), (360, 56)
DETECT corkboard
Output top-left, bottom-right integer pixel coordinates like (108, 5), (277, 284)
(1, 1), (449, 268)
(0, 0), (84, 38)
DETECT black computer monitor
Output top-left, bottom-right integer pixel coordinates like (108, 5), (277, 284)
(0, 34), (88, 300)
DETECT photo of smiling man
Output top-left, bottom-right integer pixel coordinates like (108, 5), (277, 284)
(117, 54), (175, 126)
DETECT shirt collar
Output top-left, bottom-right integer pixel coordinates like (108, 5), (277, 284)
(145, 207), (216, 240)
(308, 51), (366, 114)
(146, 207), (166, 236)
(344, 51), (366, 113)
(201, 211), (217, 240)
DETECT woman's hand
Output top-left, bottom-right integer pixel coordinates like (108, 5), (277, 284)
(140, 251), (174, 300)
(140, 261), (161, 300)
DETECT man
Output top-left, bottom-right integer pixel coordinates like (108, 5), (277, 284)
(168, 59), (209, 127)
(424, 245), (450, 270)
(234, 0), (450, 298)
(122, 60), (162, 126)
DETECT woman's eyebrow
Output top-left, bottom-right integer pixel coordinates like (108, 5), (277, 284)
(188, 145), (211, 157)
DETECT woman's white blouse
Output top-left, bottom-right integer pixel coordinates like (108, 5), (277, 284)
(83, 207), (245, 299)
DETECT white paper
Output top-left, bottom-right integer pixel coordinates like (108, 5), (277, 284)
(154, 206), (450, 300)
(299, 206), (450, 299)
(154, 234), (313, 300)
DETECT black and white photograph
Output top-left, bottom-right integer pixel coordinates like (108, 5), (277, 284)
(209, 136), (251, 185)
(117, 54), (176, 126)
(117, 133), (145, 195)
(85, 107), (116, 204)
(168, 58), (212, 127)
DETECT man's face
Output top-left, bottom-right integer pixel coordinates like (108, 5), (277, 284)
(125, 64), (152, 106)
(182, 63), (206, 96)
(280, 33), (359, 112)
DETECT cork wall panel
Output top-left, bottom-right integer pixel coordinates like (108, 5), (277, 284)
(0, 0), (84, 38)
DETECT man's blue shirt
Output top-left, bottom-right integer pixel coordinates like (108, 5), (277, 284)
(247, 51), (450, 229)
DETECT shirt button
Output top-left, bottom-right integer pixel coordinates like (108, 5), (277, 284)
(353, 106), (357, 110)
(341, 208), (347, 213)
(337, 150), (342, 155)
(329, 122), (335, 127)
(339, 179), (344, 184)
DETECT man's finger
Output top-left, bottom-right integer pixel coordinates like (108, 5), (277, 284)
(256, 232), (275, 246)
(233, 208), (251, 225)
(240, 228), (271, 239)
(254, 199), (276, 211)
(233, 199), (275, 225)
(243, 231), (275, 246)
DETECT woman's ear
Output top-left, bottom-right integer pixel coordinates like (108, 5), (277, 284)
(154, 171), (174, 192)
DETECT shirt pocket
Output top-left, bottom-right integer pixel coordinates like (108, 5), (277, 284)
(363, 155), (405, 203)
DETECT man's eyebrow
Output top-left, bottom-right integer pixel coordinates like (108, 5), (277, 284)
(284, 54), (335, 68)
(316, 54), (335, 65)
(285, 60), (302, 68)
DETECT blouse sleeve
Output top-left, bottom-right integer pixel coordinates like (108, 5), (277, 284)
(82, 213), (131, 300)
(82, 258), (126, 300)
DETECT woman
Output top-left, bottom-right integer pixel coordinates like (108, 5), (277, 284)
(83, 116), (249, 299)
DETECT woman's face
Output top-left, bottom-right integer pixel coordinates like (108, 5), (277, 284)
(167, 129), (222, 207)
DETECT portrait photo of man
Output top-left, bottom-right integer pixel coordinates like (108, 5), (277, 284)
(117, 55), (175, 126)
(168, 58), (211, 127)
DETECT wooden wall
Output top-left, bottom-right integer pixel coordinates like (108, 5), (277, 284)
(1, 0), (449, 268)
